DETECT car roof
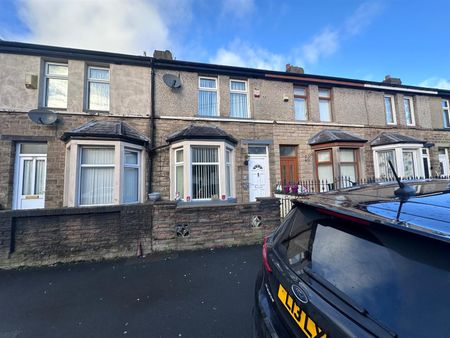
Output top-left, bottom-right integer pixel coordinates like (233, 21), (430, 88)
(294, 180), (450, 244)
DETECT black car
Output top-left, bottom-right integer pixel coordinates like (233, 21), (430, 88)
(254, 180), (450, 338)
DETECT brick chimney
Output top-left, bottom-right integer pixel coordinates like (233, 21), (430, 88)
(286, 64), (304, 74)
(383, 75), (402, 85)
(153, 50), (173, 60)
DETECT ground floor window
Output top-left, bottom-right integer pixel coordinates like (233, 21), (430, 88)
(438, 148), (450, 176)
(373, 144), (425, 179)
(171, 141), (234, 201)
(64, 140), (143, 207)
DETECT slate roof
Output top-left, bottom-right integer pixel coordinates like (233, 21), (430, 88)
(166, 124), (238, 145)
(370, 132), (426, 147)
(308, 129), (367, 145)
(61, 120), (149, 145)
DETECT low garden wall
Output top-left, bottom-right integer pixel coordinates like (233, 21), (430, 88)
(0, 197), (280, 269)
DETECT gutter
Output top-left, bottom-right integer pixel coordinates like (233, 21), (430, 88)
(148, 59), (156, 195)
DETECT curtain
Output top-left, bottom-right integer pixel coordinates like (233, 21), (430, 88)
(89, 82), (110, 110)
(319, 99), (331, 121)
(80, 148), (114, 205)
(378, 150), (396, 178)
(123, 167), (138, 203)
(191, 147), (219, 199)
(230, 93), (248, 118)
(22, 160), (33, 195)
(402, 151), (415, 177)
(176, 165), (184, 198)
(385, 97), (394, 123)
(404, 99), (413, 125)
(198, 90), (217, 116)
(35, 160), (46, 194)
(294, 98), (306, 120)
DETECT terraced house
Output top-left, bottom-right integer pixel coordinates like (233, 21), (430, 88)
(1, 40), (449, 210)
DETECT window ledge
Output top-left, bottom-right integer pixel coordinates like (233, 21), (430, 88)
(176, 198), (238, 208)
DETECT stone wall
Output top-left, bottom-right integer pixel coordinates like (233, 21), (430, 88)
(0, 197), (280, 269)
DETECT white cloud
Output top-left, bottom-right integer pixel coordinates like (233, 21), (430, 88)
(221, 0), (254, 20)
(11, 0), (177, 55)
(419, 77), (450, 90)
(210, 40), (285, 70)
(301, 28), (339, 65)
(210, 1), (382, 70)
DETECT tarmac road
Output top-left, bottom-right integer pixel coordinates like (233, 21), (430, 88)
(0, 245), (262, 338)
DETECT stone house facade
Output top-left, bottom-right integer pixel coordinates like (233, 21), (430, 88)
(1, 40), (450, 210)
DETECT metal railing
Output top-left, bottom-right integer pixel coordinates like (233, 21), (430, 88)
(275, 175), (450, 219)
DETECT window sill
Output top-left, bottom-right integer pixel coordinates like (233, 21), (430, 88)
(176, 198), (237, 207)
(85, 110), (110, 115)
(39, 106), (67, 111)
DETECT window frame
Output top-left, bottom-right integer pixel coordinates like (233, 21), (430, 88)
(442, 99), (450, 129)
(318, 88), (332, 122)
(339, 148), (360, 183)
(384, 94), (397, 125)
(403, 96), (416, 126)
(170, 140), (235, 201)
(372, 144), (424, 179)
(198, 76), (219, 117)
(174, 148), (184, 199)
(294, 86), (308, 121)
(43, 61), (68, 109)
(122, 148), (140, 204)
(229, 79), (250, 118)
(86, 65), (110, 112)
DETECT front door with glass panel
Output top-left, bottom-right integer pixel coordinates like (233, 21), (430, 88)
(248, 146), (270, 202)
(14, 143), (47, 209)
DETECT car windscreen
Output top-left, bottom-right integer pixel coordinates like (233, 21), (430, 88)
(283, 209), (450, 337)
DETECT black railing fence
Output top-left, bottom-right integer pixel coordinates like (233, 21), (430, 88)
(275, 175), (450, 218)
(275, 175), (450, 196)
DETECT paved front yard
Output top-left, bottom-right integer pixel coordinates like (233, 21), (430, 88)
(0, 245), (262, 338)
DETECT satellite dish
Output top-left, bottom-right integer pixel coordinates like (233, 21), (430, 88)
(28, 109), (58, 125)
(163, 74), (182, 89)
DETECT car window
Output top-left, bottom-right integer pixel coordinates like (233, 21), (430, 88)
(283, 210), (450, 337)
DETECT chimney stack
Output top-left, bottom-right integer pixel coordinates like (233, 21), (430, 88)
(153, 50), (173, 60)
(383, 75), (402, 85)
(286, 64), (304, 74)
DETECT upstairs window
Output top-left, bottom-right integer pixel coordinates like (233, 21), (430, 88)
(384, 95), (396, 125)
(442, 100), (450, 128)
(318, 88), (331, 122)
(87, 66), (110, 111)
(294, 86), (307, 120)
(404, 96), (415, 126)
(230, 80), (249, 118)
(198, 77), (218, 116)
(44, 62), (68, 108)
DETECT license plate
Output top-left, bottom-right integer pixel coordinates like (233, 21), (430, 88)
(278, 284), (327, 338)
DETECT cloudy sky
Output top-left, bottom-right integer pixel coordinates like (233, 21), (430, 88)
(1, 0), (449, 89)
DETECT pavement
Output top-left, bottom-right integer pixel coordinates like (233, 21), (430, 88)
(0, 245), (262, 338)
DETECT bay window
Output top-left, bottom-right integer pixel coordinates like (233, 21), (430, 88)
(230, 80), (249, 118)
(339, 149), (358, 185)
(170, 141), (235, 201)
(373, 144), (424, 179)
(198, 77), (218, 116)
(64, 140), (144, 207)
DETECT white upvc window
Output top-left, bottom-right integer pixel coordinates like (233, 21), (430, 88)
(44, 62), (68, 108)
(318, 88), (332, 122)
(404, 96), (415, 126)
(87, 66), (110, 111)
(442, 99), (450, 128)
(170, 141), (235, 201)
(64, 140), (144, 207)
(384, 95), (397, 125)
(198, 77), (219, 116)
(230, 80), (250, 118)
(373, 144), (424, 179)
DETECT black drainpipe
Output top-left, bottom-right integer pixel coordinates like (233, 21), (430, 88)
(148, 59), (156, 195)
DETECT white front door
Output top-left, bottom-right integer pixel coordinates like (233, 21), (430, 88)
(248, 147), (270, 202)
(14, 143), (47, 209)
